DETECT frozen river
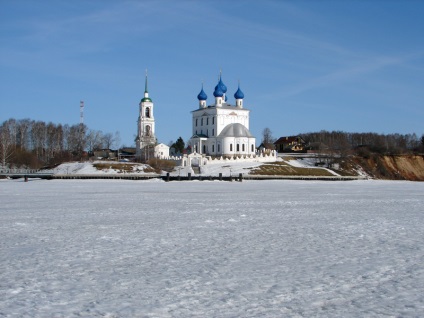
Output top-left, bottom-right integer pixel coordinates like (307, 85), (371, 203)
(1, 179), (424, 317)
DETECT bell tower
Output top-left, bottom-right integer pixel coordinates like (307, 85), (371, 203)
(136, 70), (156, 160)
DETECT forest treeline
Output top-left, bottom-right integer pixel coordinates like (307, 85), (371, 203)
(299, 130), (424, 156)
(2, 117), (424, 169)
(0, 118), (120, 168)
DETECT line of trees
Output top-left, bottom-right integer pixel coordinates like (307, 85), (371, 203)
(0, 118), (120, 168)
(299, 130), (424, 156)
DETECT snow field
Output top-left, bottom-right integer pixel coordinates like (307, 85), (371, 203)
(1, 179), (424, 317)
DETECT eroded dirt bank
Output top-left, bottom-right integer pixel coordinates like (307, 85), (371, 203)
(351, 155), (424, 181)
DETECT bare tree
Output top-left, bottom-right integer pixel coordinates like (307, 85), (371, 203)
(46, 122), (57, 161)
(16, 119), (31, 150)
(7, 119), (18, 150)
(102, 132), (114, 149)
(421, 135), (424, 152)
(31, 121), (47, 160)
(56, 124), (64, 153)
(0, 120), (14, 167)
(68, 124), (87, 157)
(113, 131), (121, 149)
(261, 127), (275, 148)
(86, 129), (104, 152)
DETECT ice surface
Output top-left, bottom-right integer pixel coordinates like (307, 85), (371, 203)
(1, 179), (424, 317)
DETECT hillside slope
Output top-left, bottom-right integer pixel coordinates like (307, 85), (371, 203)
(350, 155), (424, 181)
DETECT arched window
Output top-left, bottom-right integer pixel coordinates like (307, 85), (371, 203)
(201, 118), (203, 126)
(212, 129), (214, 136)
(236, 144), (240, 152)
(212, 144), (215, 152)
(230, 144), (233, 151)
(218, 144), (220, 152)
(145, 107), (150, 118)
(251, 144), (254, 152)
(212, 117), (215, 125)
(145, 125), (151, 136)
(203, 145), (206, 153)
(242, 144), (245, 151)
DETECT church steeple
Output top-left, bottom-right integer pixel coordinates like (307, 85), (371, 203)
(136, 69), (156, 160)
(141, 70), (152, 102)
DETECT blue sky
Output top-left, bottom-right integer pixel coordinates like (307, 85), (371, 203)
(1, 0), (423, 147)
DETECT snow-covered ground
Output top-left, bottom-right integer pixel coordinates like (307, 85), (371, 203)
(196, 161), (265, 177)
(52, 161), (153, 175)
(50, 160), (268, 177)
(1, 179), (424, 317)
(50, 157), (344, 178)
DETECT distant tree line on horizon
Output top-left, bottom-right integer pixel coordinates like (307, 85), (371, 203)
(261, 128), (424, 156)
(2, 117), (424, 169)
(299, 130), (424, 156)
(0, 118), (120, 168)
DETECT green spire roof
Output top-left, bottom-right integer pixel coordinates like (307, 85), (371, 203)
(141, 70), (152, 102)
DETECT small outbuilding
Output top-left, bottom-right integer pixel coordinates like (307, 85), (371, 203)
(155, 143), (170, 159)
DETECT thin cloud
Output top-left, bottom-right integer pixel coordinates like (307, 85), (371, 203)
(269, 51), (424, 99)
(4, 1), (193, 55)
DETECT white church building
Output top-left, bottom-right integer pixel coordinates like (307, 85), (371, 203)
(188, 73), (256, 157)
(135, 73), (169, 160)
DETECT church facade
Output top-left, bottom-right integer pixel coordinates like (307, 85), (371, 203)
(188, 73), (256, 157)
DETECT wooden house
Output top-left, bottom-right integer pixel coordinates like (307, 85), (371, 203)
(274, 136), (306, 153)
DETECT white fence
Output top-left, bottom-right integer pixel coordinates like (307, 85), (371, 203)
(0, 168), (55, 175)
(164, 151), (278, 167)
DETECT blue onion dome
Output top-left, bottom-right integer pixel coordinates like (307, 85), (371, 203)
(197, 87), (207, 100)
(213, 85), (224, 97)
(214, 76), (227, 94)
(219, 79), (228, 93)
(234, 85), (244, 99)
